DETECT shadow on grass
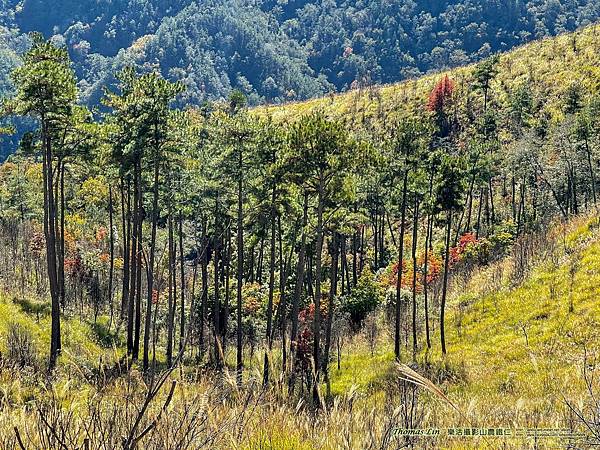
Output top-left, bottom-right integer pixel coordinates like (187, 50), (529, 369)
(12, 296), (50, 321)
(90, 320), (123, 348)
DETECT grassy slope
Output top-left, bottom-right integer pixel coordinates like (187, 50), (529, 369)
(257, 24), (600, 127)
(320, 214), (600, 448)
(0, 292), (122, 373)
(445, 215), (600, 421)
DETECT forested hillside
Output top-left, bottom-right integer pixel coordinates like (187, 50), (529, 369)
(0, 18), (600, 450)
(0, 0), (599, 109)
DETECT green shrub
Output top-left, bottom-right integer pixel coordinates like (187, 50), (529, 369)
(342, 268), (383, 327)
(12, 296), (51, 321)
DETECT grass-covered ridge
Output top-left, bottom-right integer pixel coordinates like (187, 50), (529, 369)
(259, 24), (600, 126)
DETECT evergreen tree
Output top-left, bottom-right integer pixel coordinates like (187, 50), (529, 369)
(8, 34), (77, 370)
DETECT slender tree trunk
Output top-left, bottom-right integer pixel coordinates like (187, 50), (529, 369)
(248, 246), (255, 283)
(359, 226), (365, 274)
(423, 211), (433, 350)
(276, 215), (292, 371)
(178, 212), (185, 354)
(108, 185), (115, 326)
(394, 171), (409, 360)
(340, 236), (346, 296)
(411, 198), (419, 359)
(58, 160), (65, 310)
(465, 183), (474, 233)
(488, 177), (495, 224)
(200, 218), (208, 359)
(121, 177), (130, 319)
(312, 181), (325, 406)
(585, 136), (597, 205)
(223, 222), (232, 355)
(324, 232), (339, 400)
(352, 228), (357, 287)
(511, 176), (516, 223)
(306, 253), (314, 301)
(475, 188), (483, 239)
(42, 117), (61, 371)
(127, 167), (138, 355)
(373, 205), (378, 269)
(133, 159), (144, 360)
(213, 199), (222, 367)
(143, 142), (161, 371)
(289, 191), (308, 388)
(380, 209), (386, 263)
(571, 166), (579, 215)
(236, 148), (244, 385)
(263, 186), (277, 386)
(257, 235), (265, 284)
(517, 179), (525, 234)
(440, 209), (453, 355)
(166, 213), (175, 366)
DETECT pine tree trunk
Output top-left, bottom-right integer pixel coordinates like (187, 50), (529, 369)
(236, 148), (244, 385)
(108, 185), (115, 327)
(394, 170), (409, 360)
(423, 211), (433, 350)
(411, 198), (419, 358)
(133, 160), (143, 360)
(289, 191), (308, 389)
(213, 199), (222, 367)
(58, 160), (66, 309)
(121, 176), (130, 320)
(263, 185), (277, 386)
(585, 136), (597, 205)
(223, 222), (232, 355)
(166, 213), (175, 366)
(143, 142), (160, 371)
(200, 218), (208, 359)
(324, 233), (339, 400)
(312, 180), (325, 406)
(42, 116), (61, 371)
(179, 212), (186, 354)
(127, 167), (138, 355)
(440, 209), (453, 355)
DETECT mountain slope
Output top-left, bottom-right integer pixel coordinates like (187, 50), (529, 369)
(260, 24), (600, 127)
(320, 214), (600, 448)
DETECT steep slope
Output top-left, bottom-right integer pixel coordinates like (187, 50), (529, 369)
(260, 23), (600, 126)
(322, 214), (600, 448)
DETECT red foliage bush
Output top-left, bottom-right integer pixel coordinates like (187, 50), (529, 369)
(427, 75), (455, 113)
(449, 232), (478, 266)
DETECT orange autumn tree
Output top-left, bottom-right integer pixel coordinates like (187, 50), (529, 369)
(386, 252), (442, 292)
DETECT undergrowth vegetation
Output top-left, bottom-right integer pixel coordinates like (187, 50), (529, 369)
(0, 214), (597, 448)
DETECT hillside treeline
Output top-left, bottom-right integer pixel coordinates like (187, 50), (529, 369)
(0, 30), (599, 405)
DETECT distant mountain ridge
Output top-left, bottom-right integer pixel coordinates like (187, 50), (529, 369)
(0, 0), (599, 108)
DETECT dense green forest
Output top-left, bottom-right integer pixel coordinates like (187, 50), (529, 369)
(0, 22), (599, 448)
(0, 0), (598, 159)
(0, 0), (599, 111)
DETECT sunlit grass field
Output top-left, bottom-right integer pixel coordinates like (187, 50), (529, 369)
(1, 216), (599, 448)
